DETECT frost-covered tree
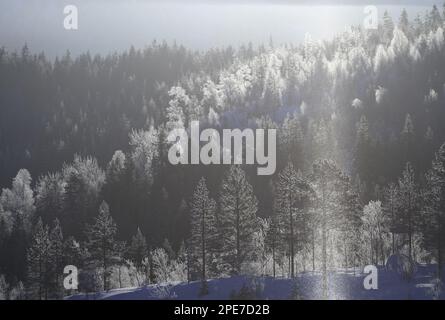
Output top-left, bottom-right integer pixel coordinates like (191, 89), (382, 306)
(0, 203), (12, 240)
(127, 227), (148, 269)
(27, 218), (52, 300)
(310, 159), (343, 299)
(64, 155), (105, 236)
(129, 127), (159, 186)
(355, 115), (373, 192)
(189, 177), (217, 282)
(35, 172), (65, 224)
(63, 236), (85, 271)
(279, 112), (304, 168)
(85, 201), (121, 291)
(265, 214), (280, 277)
(275, 163), (312, 278)
(383, 11), (395, 44)
(151, 247), (170, 284)
(0, 275), (8, 300)
(107, 150), (126, 184)
(422, 143), (445, 278)
(401, 113), (415, 164)
(383, 183), (400, 255)
(337, 174), (362, 269)
(399, 9), (410, 35)
(1, 169), (35, 233)
(362, 201), (388, 265)
(397, 162), (419, 261)
(166, 86), (187, 130)
(219, 166), (258, 275)
(49, 218), (64, 298)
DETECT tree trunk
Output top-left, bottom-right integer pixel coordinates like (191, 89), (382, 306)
(272, 241), (276, 278)
(118, 265), (122, 288)
(202, 206), (206, 281)
(438, 218), (442, 279)
(392, 232), (395, 255)
(312, 228), (315, 272)
(235, 197), (240, 274)
(322, 219), (327, 299)
(290, 204), (294, 278)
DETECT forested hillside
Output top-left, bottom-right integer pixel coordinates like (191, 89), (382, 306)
(1, 5), (445, 300)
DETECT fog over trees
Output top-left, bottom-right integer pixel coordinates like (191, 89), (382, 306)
(1, 4), (445, 299)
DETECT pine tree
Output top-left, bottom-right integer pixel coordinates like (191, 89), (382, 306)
(219, 166), (258, 275)
(129, 128), (159, 187)
(27, 218), (52, 300)
(127, 227), (148, 268)
(189, 177), (217, 283)
(383, 10), (395, 44)
(310, 159), (343, 299)
(401, 113), (415, 165)
(166, 86), (187, 131)
(85, 201), (120, 291)
(429, 5), (443, 30)
(107, 150), (126, 184)
(355, 115), (373, 193)
(151, 247), (171, 283)
(399, 9), (410, 37)
(64, 156), (105, 237)
(337, 174), (362, 269)
(362, 201), (387, 265)
(1, 169), (35, 233)
(275, 163), (312, 278)
(35, 172), (65, 225)
(49, 218), (64, 298)
(422, 143), (445, 278)
(0, 275), (8, 300)
(397, 162), (418, 261)
(383, 183), (400, 255)
(265, 215), (280, 277)
(279, 113), (304, 168)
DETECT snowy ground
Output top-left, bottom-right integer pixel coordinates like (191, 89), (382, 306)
(67, 265), (444, 300)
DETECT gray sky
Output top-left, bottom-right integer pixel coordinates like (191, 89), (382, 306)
(0, 0), (440, 58)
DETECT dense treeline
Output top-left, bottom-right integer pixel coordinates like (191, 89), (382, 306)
(1, 5), (445, 299)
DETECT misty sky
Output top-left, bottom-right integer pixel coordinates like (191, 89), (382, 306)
(0, 0), (441, 58)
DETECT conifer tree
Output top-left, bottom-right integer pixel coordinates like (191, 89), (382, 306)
(219, 166), (258, 275)
(310, 159), (343, 299)
(275, 162), (312, 278)
(27, 218), (52, 300)
(85, 201), (120, 291)
(189, 177), (217, 283)
(422, 143), (445, 278)
(49, 218), (64, 298)
(397, 162), (418, 261)
(128, 227), (148, 269)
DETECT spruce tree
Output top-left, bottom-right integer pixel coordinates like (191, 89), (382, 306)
(397, 162), (418, 261)
(275, 162), (312, 278)
(49, 218), (64, 298)
(85, 201), (120, 291)
(128, 227), (148, 268)
(219, 166), (258, 275)
(27, 218), (52, 300)
(310, 159), (343, 299)
(422, 143), (445, 278)
(189, 177), (217, 283)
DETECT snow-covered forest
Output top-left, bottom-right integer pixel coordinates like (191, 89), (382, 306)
(2, 4), (445, 300)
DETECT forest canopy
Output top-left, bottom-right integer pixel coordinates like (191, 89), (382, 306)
(1, 4), (445, 299)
